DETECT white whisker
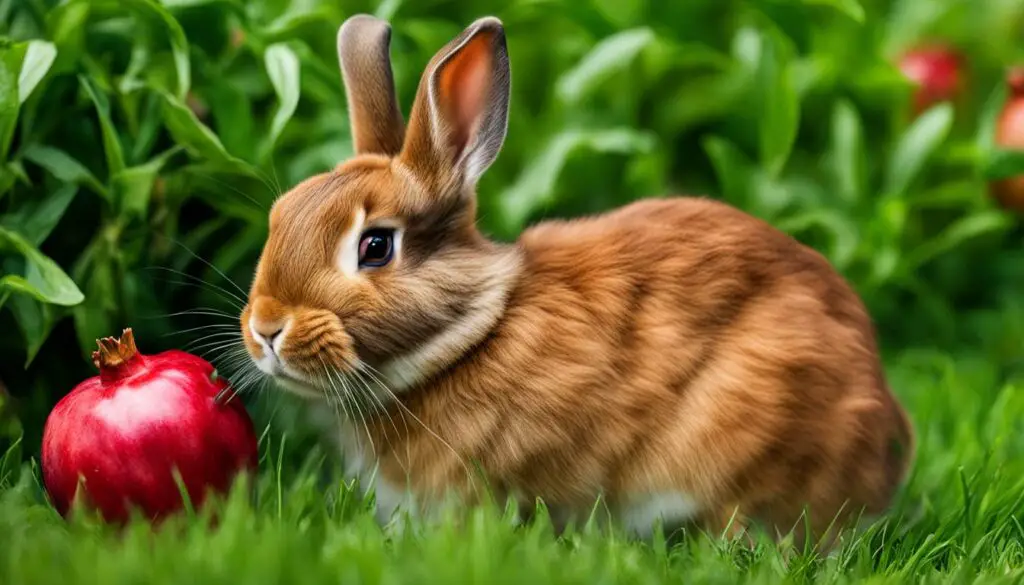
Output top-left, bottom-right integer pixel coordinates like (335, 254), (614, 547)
(150, 308), (238, 322)
(351, 369), (408, 477)
(341, 371), (376, 459)
(146, 266), (248, 309)
(181, 331), (245, 352)
(155, 234), (250, 298)
(358, 362), (477, 495)
(163, 323), (239, 338)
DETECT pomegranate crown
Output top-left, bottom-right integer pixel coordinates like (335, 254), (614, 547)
(92, 328), (140, 370)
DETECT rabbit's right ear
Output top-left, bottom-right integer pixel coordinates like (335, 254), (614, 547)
(398, 17), (510, 198)
(337, 14), (406, 156)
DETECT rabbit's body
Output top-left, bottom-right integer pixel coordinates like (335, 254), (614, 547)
(320, 195), (914, 541)
(241, 15), (915, 547)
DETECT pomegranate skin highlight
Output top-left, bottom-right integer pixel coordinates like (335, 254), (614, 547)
(41, 329), (258, 524)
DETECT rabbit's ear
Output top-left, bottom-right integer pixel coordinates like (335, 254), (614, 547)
(337, 14), (406, 156)
(399, 17), (510, 195)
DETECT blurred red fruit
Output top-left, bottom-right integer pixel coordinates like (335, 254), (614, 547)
(990, 67), (1024, 212)
(897, 45), (964, 114)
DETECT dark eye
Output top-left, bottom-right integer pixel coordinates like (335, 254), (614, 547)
(358, 228), (395, 268)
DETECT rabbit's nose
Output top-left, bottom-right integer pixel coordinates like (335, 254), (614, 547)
(251, 319), (284, 353)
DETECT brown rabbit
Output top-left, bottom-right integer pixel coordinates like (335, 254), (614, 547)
(239, 14), (915, 548)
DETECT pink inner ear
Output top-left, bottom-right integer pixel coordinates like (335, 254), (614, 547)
(438, 33), (493, 154)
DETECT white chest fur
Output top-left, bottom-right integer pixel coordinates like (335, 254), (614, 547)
(617, 492), (703, 537)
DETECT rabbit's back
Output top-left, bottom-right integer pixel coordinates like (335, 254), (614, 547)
(470, 195), (914, 539)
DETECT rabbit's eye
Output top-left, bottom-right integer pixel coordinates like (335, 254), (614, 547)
(358, 228), (395, 268)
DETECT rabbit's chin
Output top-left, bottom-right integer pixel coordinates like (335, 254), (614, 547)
(250, 353), (329, 401)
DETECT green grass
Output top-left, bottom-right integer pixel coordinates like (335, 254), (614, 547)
(2, 347), (1023, 584)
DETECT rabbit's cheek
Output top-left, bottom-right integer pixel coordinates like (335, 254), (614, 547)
(274, 310), (358, 378)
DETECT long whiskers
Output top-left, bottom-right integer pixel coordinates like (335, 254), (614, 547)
(339, 367), (377, 460)
(148, 308), (239, 322)
(318, 355), (362, 468)
(182, 331), (247, 356)
(349, 368), (409, 477)
(356, 362), (478, 495)
(153, 234), (250, 299)
(187, 171), (273, 213)
(162, 323), (239, 338)
(351, 369), (406, 443)
(145, 266), (247, 310)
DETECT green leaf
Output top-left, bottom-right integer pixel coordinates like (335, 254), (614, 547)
(0, 183), (77, 246)
(869, 244), (900, 286)
(21, 144), (109, 199)
(262, 6), (338, 43)
(902, 211), (1013, 273)
(131, 91), (166, 162)
(263, 43), (301, 158)
(17, 41), (57, 104)
(800, 0), (865, 22)
(162, 0), (244, 8)
(210, 221), (267, 279)
(757, 31), (799, 177)
(0, 227), (84, 306)
(498, 128), (656, 232)
(80, 75), (126, 178)
(47, 0), (91, 57)
(0, 430), (23, 488)
(830, 99), (865, 204)
(777, 209), (859, 269)
(0, 161), (24, 196)
(884, 103), (954, 195)
(374, 0), (403, 20)
(556, 27), (655, 104)
(660, 71), (746, 133)
(982, 148), (1024, 181)
(113, 147), (180, 218)
(703, 135), (756, 207)
(124, 0), (191, 99)
(206, 82), (253, 161)
(975, 79), (1007, 152)
(908, 180), (987, 209)
(8, 295), (58, 367)
(0, 42), (27, 161)
(160, 91), (255, 175)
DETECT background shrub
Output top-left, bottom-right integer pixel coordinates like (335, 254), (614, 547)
(1, 0), (1022, 466)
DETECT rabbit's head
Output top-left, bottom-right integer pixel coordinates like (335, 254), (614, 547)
(240, 15), (518, 396)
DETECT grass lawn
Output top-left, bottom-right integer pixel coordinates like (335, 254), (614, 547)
(2, 344), (1022, 584)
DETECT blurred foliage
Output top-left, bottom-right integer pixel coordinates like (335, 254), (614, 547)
(1, 0), (1023, 458)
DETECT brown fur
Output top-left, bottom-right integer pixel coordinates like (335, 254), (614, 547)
(240, 15), (915, 549)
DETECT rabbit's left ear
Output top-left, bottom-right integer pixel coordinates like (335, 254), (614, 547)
(399, 17), (510, 195)
(338, 14), (406, 156)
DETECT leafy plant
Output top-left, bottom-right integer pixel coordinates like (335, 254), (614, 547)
(0, 0), (1022, 455)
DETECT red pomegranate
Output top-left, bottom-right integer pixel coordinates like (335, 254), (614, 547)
(41, 328), (258, 524)
(897, 44), (964, 115)
(990, 67), (1024, 212)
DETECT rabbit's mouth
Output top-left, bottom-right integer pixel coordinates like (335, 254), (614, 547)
(247, 341), (319, 398)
